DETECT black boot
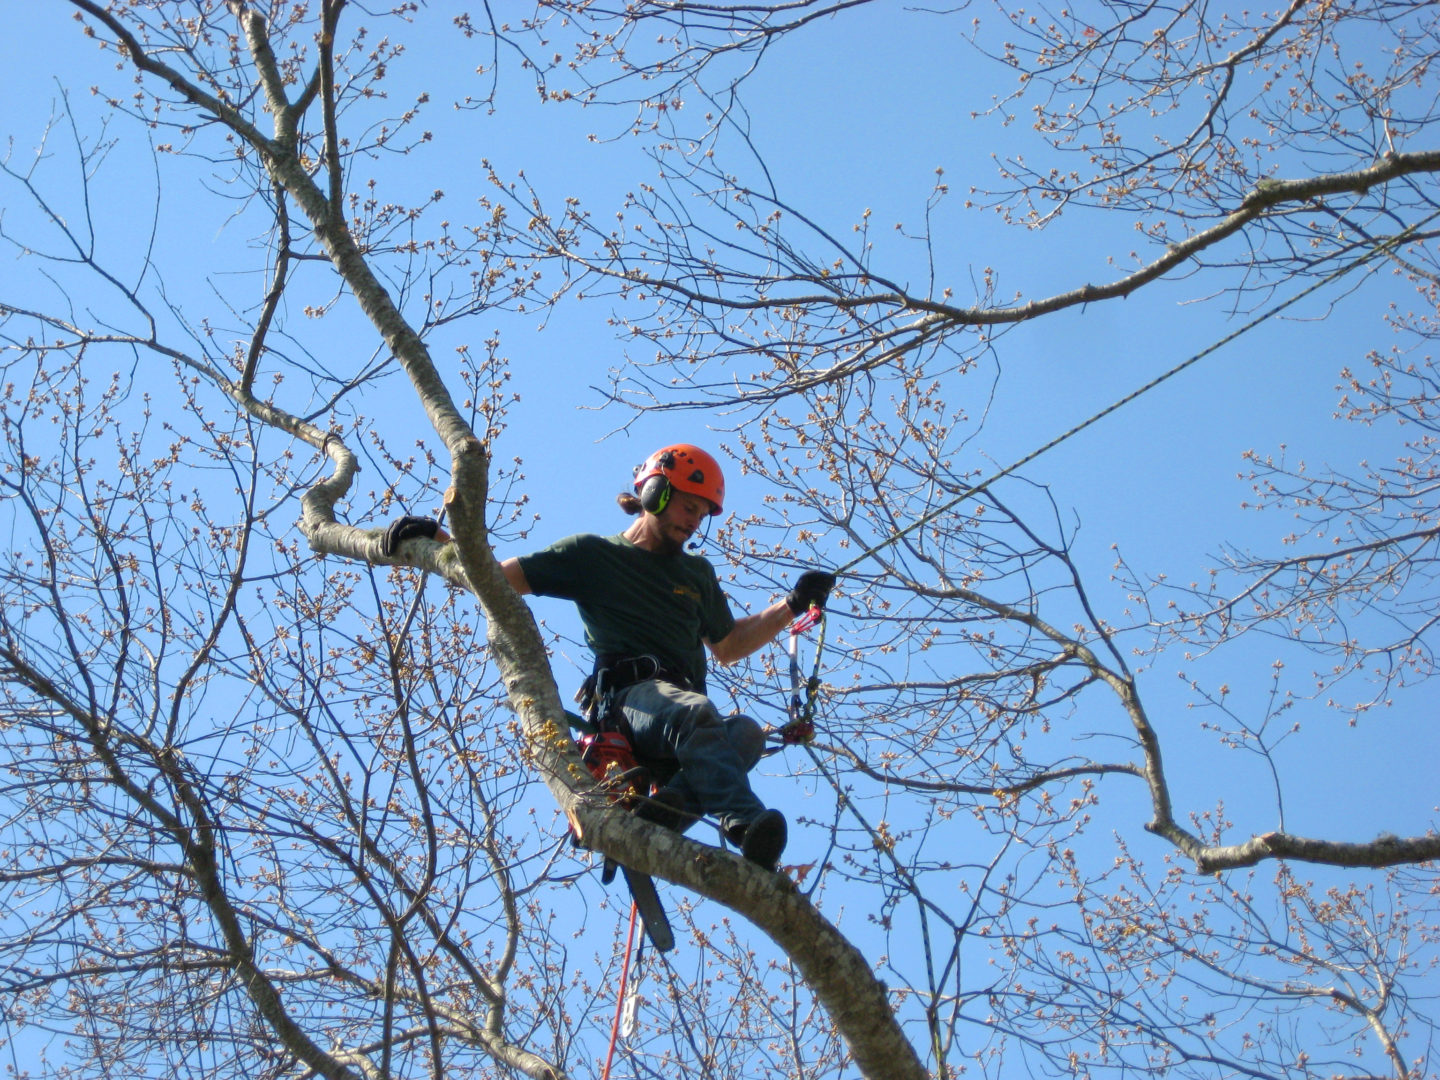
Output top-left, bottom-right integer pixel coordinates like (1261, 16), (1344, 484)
(726, 809), (787, 871)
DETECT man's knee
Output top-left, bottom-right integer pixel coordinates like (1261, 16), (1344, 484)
(725, 715), (766, 770)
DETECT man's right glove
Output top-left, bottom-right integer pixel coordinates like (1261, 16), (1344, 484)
(786, 569), (836, 616)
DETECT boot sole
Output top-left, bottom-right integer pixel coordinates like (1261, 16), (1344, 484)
(740, 810), (787, 870)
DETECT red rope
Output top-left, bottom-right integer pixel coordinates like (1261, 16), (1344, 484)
(601, 902), (639, 1080)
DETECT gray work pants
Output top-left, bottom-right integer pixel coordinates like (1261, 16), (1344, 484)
(615, 679), (766, 832)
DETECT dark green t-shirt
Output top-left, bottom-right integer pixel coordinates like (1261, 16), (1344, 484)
(517, 533), (737, 693)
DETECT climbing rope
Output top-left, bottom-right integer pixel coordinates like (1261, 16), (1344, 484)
(777, 214), (1438, 741)
(768, 605), (825, 751)
(837, 219), (1435, 579)
(600, 902), (640, 1080)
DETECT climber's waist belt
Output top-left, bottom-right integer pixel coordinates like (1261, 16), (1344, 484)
(595, 654), (693, 694)
(575, 655), (694, 722)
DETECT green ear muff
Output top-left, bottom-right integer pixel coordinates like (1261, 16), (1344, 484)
(639, 474), (672, 514)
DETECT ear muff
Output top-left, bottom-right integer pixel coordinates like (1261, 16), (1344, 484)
(639, 474), (672, 515)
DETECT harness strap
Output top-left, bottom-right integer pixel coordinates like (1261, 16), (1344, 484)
(577, 655), (694, 733)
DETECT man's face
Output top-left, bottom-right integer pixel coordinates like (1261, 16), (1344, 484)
(657, 490), (711, 550)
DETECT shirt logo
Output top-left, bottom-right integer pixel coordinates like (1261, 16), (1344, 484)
(672, 584), (701, 604)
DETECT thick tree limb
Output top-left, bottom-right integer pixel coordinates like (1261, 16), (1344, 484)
(1155, 826), (1440, 875)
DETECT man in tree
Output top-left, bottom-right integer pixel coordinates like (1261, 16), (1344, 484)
(500, 444), (834, 870)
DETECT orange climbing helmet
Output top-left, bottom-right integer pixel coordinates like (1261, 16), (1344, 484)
(634, 444), (725, 516)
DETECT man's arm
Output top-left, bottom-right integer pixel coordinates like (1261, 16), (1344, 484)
(381, 519), (533, 597)
(499, 557), (532, 596)
(707, 568), (836, 665)
(707, 600), (794, 666)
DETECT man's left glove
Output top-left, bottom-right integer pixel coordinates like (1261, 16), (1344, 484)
(786, 569), (836, 615)
(382, 515), (447, 557)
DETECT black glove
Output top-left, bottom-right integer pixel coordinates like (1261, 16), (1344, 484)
(786, 569), (836, 615)
(382, 515), (444, 557)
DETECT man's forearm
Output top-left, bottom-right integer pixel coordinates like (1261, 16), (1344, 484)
(710, 600), (794, 665)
